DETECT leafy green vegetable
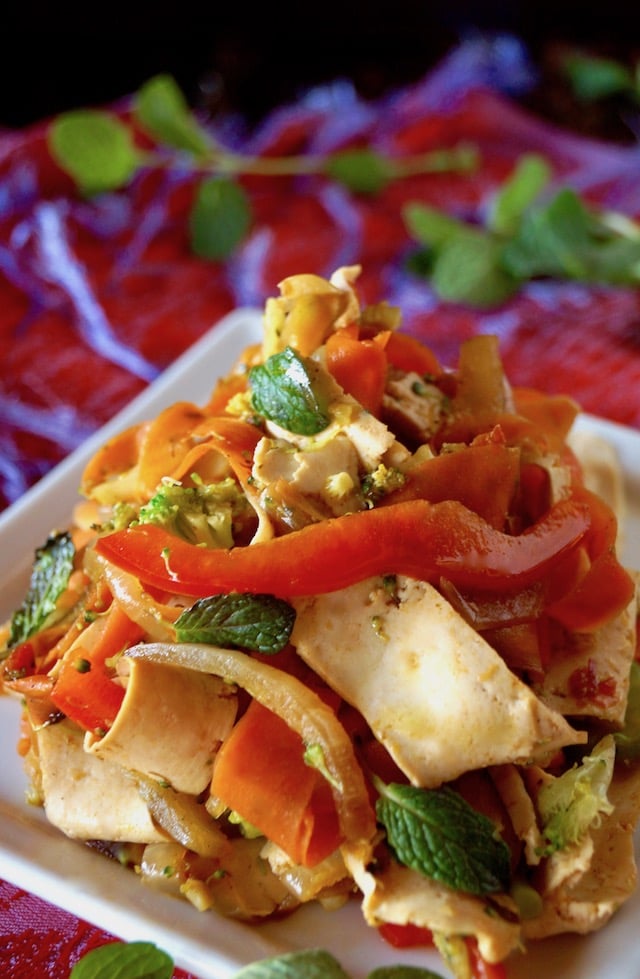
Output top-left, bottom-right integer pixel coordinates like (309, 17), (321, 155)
(537, 735), (615, 854)
(69, 940), (447, 979)
(188, 176), (252, 260)
(233, 949), (351, 978)
(136, 476), (248, 548)
(429, 229), (520, 308)
(500, 187), (640, 282)
(9, 531), (75, 649)
(134, 73), (214, 159)
(563, 51), (637, 102)
(48, 110), (143, 195)
(615, 661), (640, 759)
(488, 152), (552, 236)
(249, 346), (331, 435)
(404, 151), (640, 307)
(47, 73), (479, 261)
(175, 593), (296, 653)
(375, 782), (511, 895)
(68, 940), (173, 979)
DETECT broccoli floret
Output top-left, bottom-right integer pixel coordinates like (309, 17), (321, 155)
(361, 464), (406, 505)
(137, 476), (249, 548)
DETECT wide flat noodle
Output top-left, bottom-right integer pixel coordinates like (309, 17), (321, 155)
(534, 588), (638, 725)
(523, 759), (640, 940)
(35, 719), (166, 843)
(292, 576), (586, 788)
(344, 849), (521, 964)
(87, 658), (237, 795)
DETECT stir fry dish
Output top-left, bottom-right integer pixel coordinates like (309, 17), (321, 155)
(2, 266), (639, 978)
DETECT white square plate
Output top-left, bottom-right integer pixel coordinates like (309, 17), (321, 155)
(1, 310), (639, 978)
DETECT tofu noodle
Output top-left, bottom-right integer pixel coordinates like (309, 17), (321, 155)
(2, 265), (639, 977)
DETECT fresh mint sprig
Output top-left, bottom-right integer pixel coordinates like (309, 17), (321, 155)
(69, 942), (446, 979)
(375, 781), (511, 896)
(47, 73), (478, 261)
(404, 151), (640, 307)
(175, 592), (296, 654)
(562, 50), (640, 103)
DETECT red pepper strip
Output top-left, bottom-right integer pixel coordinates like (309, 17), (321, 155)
(50, 603), (144, 734)
(466, 939), (508, 979)
(95, 497), (590, 600)
(378, 921), (434, 948)
(547, 486), (635, 632)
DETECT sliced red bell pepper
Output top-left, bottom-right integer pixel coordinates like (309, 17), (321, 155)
(50, 602), (143, 734)
(378, 921), (434, 948)
(95, 497), (590, 600)
(547, 486), (635, 631)
(211, 699), (342, 867)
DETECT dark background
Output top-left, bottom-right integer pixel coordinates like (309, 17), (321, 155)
(4, 3), (640, 137)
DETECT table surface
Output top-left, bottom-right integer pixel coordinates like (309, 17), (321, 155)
(2, 30), (640, 979)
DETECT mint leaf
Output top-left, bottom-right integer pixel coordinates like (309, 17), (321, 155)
(9, 531), (75, 648)
(376, 783), (511, 895)
(233, 949), (350, 978)
(369, 969), (445, 979)
(488, 153), (551, 236)
(501, 188), (640, 285)
(500, 188), (594, 280)
(563, 52), (636, 102)
(134, 74), (214, 159)
(188, 176), (252, 260)
(249, 346), (331, 435)
(402, 202), (467, 249)
(175, 593), (295, 653)
(325, 147), (394, 194)
(48, 110), (142, 194)
(69, 941), (173, 979)
(430, 230), (520, 308)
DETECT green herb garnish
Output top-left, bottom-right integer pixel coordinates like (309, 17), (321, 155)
(47, 74), (478, 262)
(175, 592), (295, 654)
(249, 346), (331, 435)
(375, 782), (511, 896)
(9, 531), (75, 649)
(69, 940), (173, 978)
(404, 151), (640, 306)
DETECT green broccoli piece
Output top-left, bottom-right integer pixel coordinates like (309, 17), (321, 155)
(137, 476), (249, 548)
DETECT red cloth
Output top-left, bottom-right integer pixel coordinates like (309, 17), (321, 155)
(2, 34), (640, 978)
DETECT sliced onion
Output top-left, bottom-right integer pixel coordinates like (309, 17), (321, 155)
(126, 642), (376, 853)
(134, 771), (229, 858)
(98, 558), (180, 641)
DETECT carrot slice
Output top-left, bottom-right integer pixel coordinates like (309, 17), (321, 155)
(212, 699), (342, 867)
